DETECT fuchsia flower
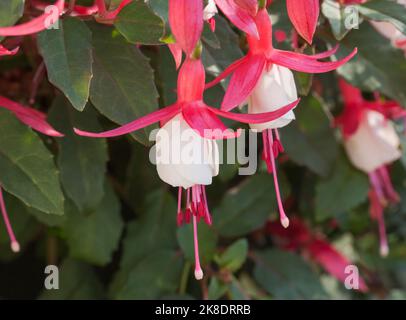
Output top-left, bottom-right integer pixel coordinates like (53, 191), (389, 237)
(75, 0), (299, 280)
(268, 217), (368, 292)
(207, 7), (357, 228)
(335, 79), (406, 256)
(0, 95), (63, 252)
(286, 0), (320, 44)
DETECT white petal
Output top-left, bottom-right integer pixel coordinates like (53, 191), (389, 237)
(155, 114), (219, 189)
(345, 110), (401, 173)
(204, 0), (218, 21)
(248, 65), (298, 131)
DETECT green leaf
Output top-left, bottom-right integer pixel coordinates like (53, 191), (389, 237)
(157, 46), (178, 105)
(203, 16), (243, 77)
(89, 23), (159, 145)
(321, 0), (353, 40)
(38, 18), (93, 111)
(315, 155), (369, 221)
(62, 183), (123, 266)
(215, 239), (248, 272)
(124, 142), (162, 211)
(253, 249), (328, 299)
(115, 0), (165, 45)
(177, 221), (218, 265)
(39, 259), (104, 299)
(120, 189), (177, 269)
(0, 109), (64, 215)
(213, 173), (290, 238)
(334, 22), (406, 106)
(358, 0), (406, 34)
(208, 277), (229, 300)
(282, 96), (339, 177)
(49, 96), (108, 211)
(0, 0), (24, 41)
(149, 0), (169, 24)
(110, 250), (183, 299)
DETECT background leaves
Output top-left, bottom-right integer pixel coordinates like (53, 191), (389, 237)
(0, 0), (405, 301)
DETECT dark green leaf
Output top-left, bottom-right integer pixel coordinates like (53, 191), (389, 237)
(215, 239), (248, 272)
(89, 23), (159, 145)
(358, 0), (406, 34)
(208, 277), (229, 300)
(177, 221), (218, 265)
(253, 249), (328, 299)
(334, 22), (406, 106)
(38, 18), (92, 111)
(49, 96), (108, 211)
(115, 0), (165, 45)
(282, 96), (339, 177)
(120, 189), (177, 268)
(0, 0), (24, 41)
(213, 173), (290, 238)
(315, 155), (369, 221)
(62, 183), (123, 266)
(111, 250), (183, 299)
(39, 259), (104, 299)
(0, 109), (64, 215)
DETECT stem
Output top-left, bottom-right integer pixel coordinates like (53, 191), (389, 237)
(179, 261), (191, 295)
(66, 0), (76, 15)
(29, 62), (45, 105)
(46, 234), (58, 265)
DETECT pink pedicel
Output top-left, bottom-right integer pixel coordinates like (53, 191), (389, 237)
(0, 187), (20, 253)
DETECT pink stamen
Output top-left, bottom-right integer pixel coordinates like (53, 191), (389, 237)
(193, 215), (203, 280)
(0, 187), (20, 252)
(201, 187), (212, 225)
(177, 187), (183, 226)
(208, 18), (216, 32)
(377, 166), (400, 203)
(262, 130), (273, 173)
(377, 209), (389, 257)
(368, 177), (390, 257)
(369, 171), (385, 202)
(268, 133), (290, 228)
(272, 129), (285, 157)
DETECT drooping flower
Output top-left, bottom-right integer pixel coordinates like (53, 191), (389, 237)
(206, 8), (357, 228)
(335, 79), (406, 256)
(267, 217), (368, 292)
(75, 0), (300, 280)
(0, 96), (63, 252)
(75, 56), (298, 279)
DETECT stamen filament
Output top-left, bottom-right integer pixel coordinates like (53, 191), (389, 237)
(193, 215), (203, 280)
(268, 132), (289, 228)
(0, 187), (20, 252)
